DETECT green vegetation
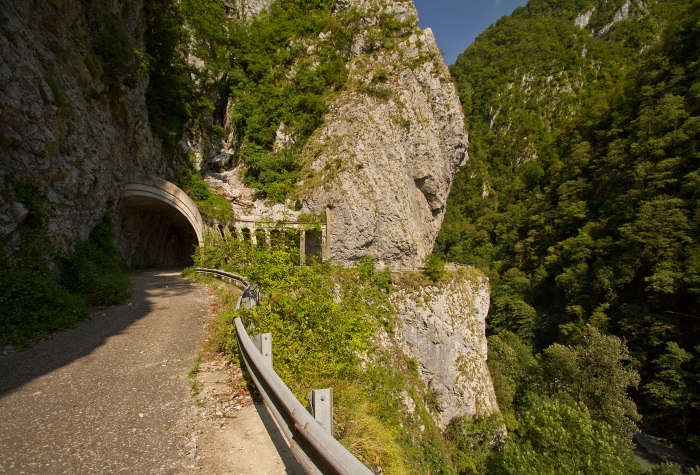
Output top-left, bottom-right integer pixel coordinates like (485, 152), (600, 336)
(438, 0), (700, 464)
(196, 236), (478, 474)
(143, 0), (416, 202)
(188, 351), (203, 396)
(446, 413), (505, 474)
(61, 214), (131, 306)
(0, 180), (130, 349)
(487, 396), (637, 474)
(475, 326), (641, 474)
(81, 1), (151, 108)
(144, 0), (228, 155)
(92, 13), (150, 94)
(423, 253), (446, 283)
(177, 167), (235, 223)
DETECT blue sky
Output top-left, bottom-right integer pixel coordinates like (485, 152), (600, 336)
(413, 0), (529, 65)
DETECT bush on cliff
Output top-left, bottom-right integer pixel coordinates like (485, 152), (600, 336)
(195, 235), (456, 474)
(0, 181), (131, 349)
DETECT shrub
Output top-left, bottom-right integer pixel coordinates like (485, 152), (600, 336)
(1, 183), (130, 348)
(423, 254), (446, 283)
(177, 168), (235, 222)
(0, 268), (90, 349)
(61, 214), (130, 307)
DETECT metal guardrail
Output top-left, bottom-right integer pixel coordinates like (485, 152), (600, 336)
(194, 268), (259, 309)
(195, 268), (372, 475)
(194, 268), (250, 287)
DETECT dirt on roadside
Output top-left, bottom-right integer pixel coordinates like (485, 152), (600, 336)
(189, 350), (304, 475)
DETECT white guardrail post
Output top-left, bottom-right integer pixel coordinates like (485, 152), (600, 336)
(308, 388), (333, 435)
(195, 268), (372, 475)
(253, 333), (273, 367)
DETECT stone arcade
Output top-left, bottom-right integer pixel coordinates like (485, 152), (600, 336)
(118, 175), (328, 267)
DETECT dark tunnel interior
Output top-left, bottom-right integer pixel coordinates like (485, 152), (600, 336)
(118, 196), (198, 268)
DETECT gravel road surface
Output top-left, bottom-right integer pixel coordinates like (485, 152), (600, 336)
(0, 270), (210, 474)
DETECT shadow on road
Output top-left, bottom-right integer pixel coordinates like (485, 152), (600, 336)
(0, 269), (189, 397)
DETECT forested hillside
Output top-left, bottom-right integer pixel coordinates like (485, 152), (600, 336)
(437, 0), (700, 468)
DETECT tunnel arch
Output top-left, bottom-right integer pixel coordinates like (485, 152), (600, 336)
(119, 175), (204, 267)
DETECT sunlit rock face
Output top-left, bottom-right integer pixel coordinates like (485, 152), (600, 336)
(300, 0), (468, 267)
(228, 0), (273, 19)
(392, 270), (499, 429)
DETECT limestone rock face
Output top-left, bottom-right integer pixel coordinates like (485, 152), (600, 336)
(301, 1), (468, 267)
(0, 0), (164, 253)
(226, 0), (273, 20)
(392, 270), (499, 429)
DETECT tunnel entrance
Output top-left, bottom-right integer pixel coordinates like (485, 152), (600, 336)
(119, 175), (204, 268)
(118, 195), (199, 268)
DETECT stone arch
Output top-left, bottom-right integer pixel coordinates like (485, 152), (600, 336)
(119, 175), (204, 267)
(122, 175), (204, 243)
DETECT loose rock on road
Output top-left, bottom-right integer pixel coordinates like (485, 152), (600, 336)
(0, 269), (300, 474)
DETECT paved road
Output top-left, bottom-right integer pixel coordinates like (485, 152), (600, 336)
(0, 270), (210, 474)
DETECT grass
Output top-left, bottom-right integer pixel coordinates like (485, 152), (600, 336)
(188, 351), (203, 396)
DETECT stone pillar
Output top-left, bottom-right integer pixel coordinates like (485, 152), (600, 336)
(299, 229), (306, 265)
(250, 225), (258, 246)
(324, 209), (332, 261)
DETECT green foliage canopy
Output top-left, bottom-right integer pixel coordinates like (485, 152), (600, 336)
(438, 0), (700, 454)
(487, 396), (637, 475)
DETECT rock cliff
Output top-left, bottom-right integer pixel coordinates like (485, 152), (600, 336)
(392, 269), (499, 429)
(1, 0), (468, 270)
(228, 0), (273, 19)
(294, 1), (468, 267)
(0, 0), (164, 254)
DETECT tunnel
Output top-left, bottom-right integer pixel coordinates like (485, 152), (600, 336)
(118, 176), (204, 268)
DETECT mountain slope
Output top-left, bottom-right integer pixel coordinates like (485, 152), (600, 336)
(438, 0), (700, 459)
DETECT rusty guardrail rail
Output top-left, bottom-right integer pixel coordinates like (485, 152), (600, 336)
(195, 268), (372, 475)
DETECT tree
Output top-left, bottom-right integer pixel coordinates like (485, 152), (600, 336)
(540, 325), (640, 439)
(487, 331), (538, 421)
(641, 342), (694, 435)
(487, 396), (637, 475)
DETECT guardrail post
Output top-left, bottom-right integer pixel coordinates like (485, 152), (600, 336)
(307, 388), (333, 434)
(253, 333), (272, 367)
(241, 284), (259, 308)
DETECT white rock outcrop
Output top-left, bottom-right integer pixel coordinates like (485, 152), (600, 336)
(228, 0), (273, 19)
(300, 1), (468, 267)
(596, 0), (649, 36)
(575, 9), (595, 28)
(392, 270), (499, 429)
